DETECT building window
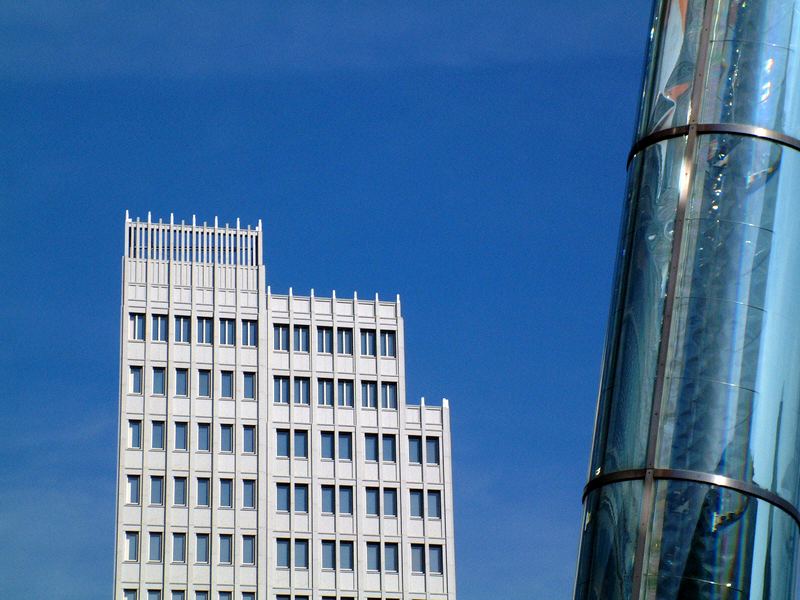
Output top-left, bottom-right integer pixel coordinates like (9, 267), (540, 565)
(361, 381), (377, 409)
(149, 532), (163, 562)
(338, 432), (353, 461)
(175, 315), (190, 343)
(360, 329), (376, 356)
(321, 485), (335, 514)
(339, 486), (353, 515)
(321, 431), (334, 459)
(294, 484), (309, 513)
(429, 545), (444, 574)
(409, 435), (422, 464)
(220, 479), (233, 508)
(243, 425), (256, 453)
(129, 420), (141, 448)
(243, 480), (256, 509)
(276, 538), (290, 568)
(364, 433), (378, 462)
(322, 540), (336, 569)
(428, 490), (442, 518)
(198, 423), (211, 452)
(243, 372), (256, 399)
(380, 330), (396, 357)
(273, 376), (289, 404)
(382, 434), (397, 463)
(385, 543), (399, 572)
(198, 370), (211, 397)
(381, 382), (397, 409)
(175, 422), (188, 451)
(410, 490), (423, 518)
(241, 594), (255, 600)
(317, 326), (333, 353)
(152, 367), (166, 395)
(172, 592), (185, 600)
(197, 317), (213, 344)
(196, 534), (210, 563)
(243, 535), (256, 564)
(126, 531), (139, 561)
(130, 313), (145, 340)
(196, 593), (208, 600)
(273, 324), (289, 351)
(220, 424), (233, 453)
(127, 474), (140, 504)
(411, 544), (425, 574)
(197, 478), (210, 507)
(221, 371), (233, 398)
(174, 477), (187, 506)
(337, 379), (354, 407)
(152, 421), (165, 450)
(383, 488), (398, 517)
(219, 534), (232, 564)
(339, 541), (354, 570)
(276, 429), (290, 458)
(366, 542), (381, 571)
(293, 377), (310, 405)
(294, 430), (308, 459)
(276, 483), (290, 512)
(317, 378), (333, 406)
(293, 325), (309, 352)
(242, 320), (258, 347)
(295, 539), (309, 569)
(124, 590), (137, 600)
(173, 533), (186, 563)
(366, 487), (380, 516)
(337, 327), (353, 354)
(175, 368), (188, 397)
(130, 366), (143, 395)
(426, 437), (441, 465)
(220, 318), (235, 345)
(152, 315), (168, 342)
(218, 593), (231, 600)
(148, 591), (161, 600)
(150, 476), (164, 505)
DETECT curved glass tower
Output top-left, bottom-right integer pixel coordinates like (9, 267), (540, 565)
(576, 1), (800, 598)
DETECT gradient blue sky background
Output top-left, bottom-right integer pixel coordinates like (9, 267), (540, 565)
(1, 3), (653, 597)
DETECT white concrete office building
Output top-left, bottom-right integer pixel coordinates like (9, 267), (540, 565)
(114, 214), (456, 600)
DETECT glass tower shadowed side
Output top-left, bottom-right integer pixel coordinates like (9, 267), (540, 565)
(576, 1), (800, 598)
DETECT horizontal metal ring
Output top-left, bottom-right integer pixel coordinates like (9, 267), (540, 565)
(627, 123), (800, 165)
(582, 468), (800, 527)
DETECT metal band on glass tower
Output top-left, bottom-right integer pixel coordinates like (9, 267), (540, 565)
(576, 1), (800, 598)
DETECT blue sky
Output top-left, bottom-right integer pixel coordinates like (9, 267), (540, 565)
(0, 3), (652, 598)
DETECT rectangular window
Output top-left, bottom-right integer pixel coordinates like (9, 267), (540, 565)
(294, 430), (308, 459)
(380, 330), (396, 357)
(317, 378), (333, 406)
(273, 376), (289, 404)
(218, 593), (231, 600)
(197, 478), (210, 507)
(174, 477), (187, 506)
(152, 315), (168, 342)
(295, 539), (309, 569)
(175, 422), (188, 451)
(337, 327), (353, 354)
(126, 531), (139, 561)
(294, 484), (309, 513)
(197, 317), (213, 344)
(360, 329), (376, 356)
(172, 592), (185, 600)
(317, 326), (333, 353)
(152, 367), (166, 395)
(383, 488), (398, 517)
(198, 370), (211, 397)
(339, 541), (354, 570)
(243, 425), (256, 453)
(276, 482), (290, 512)
(321, 485), (335, 514)
(219, 534), (232, 564)
(196, 533), (209, 563)
(429, 545), (443, 574)
(220, 424), (233, 452)
(175, 315), (190, 343)
(148, 592), (161, 600)
(276, 538), (290, 568)
(149, 532), (163, 562)
(366, 487), (380, 516)
(364, 433), (378, 462)
(409, 435), (422, 464)
(381, 382), (397, 409)
(322, 540), (336, 569)
(150, 476), (164, 505)
(273, 324), (289, 351)
(152, 421), (165, 450)
(220, 371), (233, 398)
(128, 475), (140, 504)
(410, 490), (423, 518)
(293, 325), (309, 352)
(339, 486), (353, 515)
(243, 372), (255, 399)
(196, 594), (208, 600)
(428, 490), (442, 518)
(242, 319), (258, 347)
(366, 542), (380, 571)
(337, 379), (354, 407)
(173, 533), (186, 563)
(130, 313), (145, 340)
(382, 434), (397, 462)
(243, 480), (256, 509)
(241, 594), (254, 600)
(411, 544), (425, 574)
(293, 377), (310, 405)
(129, 420), (141, 448)
(276, 429), (290, 457)
(426, 437), (441, 465)
(175, 368), (188, 396)
(124, 590), (137, 600)
(220, 318), (235, 345)
(338, 432), (353, 461)
(320, 431), (334, 459)
(220, 479), (233, 508)
(242, 535), (255, 564)
(361, 381), (377, 408)
(385, 543), (399, 572)
(130, 366), (143, 394)
(198, 423), (210, 451)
